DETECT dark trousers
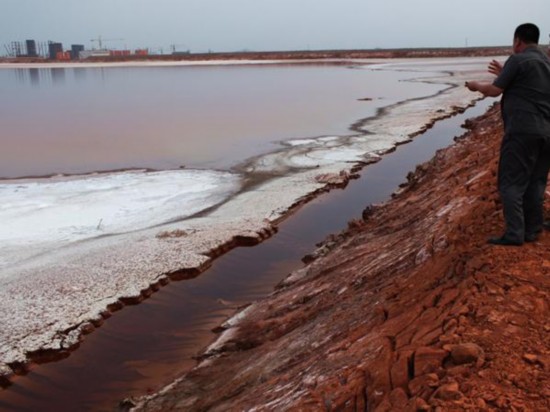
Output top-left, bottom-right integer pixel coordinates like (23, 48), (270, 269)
(498, 133), (550, 242)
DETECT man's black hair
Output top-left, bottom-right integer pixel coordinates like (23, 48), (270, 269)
(514, 23), (540, 44)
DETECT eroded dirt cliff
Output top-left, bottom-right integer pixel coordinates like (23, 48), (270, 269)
(132, 104), (549, 411)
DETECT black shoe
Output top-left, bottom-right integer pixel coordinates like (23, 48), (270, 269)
(525, 233), (539, 243)
(487, 236), (523, 246)
(544, 221), (550, 230)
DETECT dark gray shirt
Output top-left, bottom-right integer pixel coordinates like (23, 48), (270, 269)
(493, 46), (550, 135)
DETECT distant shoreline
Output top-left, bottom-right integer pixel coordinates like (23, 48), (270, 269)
(0, 46), (515, 67)
(0, 59), (356, 69)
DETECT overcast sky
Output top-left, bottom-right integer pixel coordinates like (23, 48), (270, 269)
(2, 0), (550, 53)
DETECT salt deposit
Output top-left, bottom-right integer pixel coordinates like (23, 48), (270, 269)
(0, 170), (241, 270)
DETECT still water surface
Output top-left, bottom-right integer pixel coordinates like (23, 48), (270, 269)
(1, 64), (442, 178)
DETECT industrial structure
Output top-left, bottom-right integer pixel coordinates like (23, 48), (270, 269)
(90, 36), (124, 50)
(48, 42), (63, 60)
(4, 40), (50, 58)
(3, 38), (150, 60)
(70, 44), (85, 60)
(26, 40), (37, 57)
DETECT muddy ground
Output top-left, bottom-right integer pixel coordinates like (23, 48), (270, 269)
(131, 104), (549, 411)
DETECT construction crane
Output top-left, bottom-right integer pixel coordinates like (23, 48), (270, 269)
(90, 36), (124, 50)
(170, 44), (189, 54)
(148, 46), (165, 55)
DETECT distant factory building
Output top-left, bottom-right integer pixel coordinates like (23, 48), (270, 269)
(26, 40), (37, 57)
(48, 42), (63, 60)
(79, 49), (110, 59)
(70, 44), (85, 60)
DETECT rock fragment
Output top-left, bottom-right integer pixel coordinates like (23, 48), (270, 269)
(432, 381), (463, 401)
(449, 342), (484, 366)
(522, 353), (538, 364)
(414, 347), (448, 376)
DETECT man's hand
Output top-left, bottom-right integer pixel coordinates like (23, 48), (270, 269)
(488, 60), (503, 76)
(465, 81), (479, 92)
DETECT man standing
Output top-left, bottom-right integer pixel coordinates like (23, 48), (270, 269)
(466, 23), (550, 246)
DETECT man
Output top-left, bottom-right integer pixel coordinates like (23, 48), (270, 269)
(466, 23), (550, 246)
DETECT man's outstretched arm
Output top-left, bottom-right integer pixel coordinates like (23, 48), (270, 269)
(465, 81), (503, 97)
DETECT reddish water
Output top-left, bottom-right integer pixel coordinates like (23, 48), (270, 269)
(0, 99), (493, 411)
(0, 64), (442, 178)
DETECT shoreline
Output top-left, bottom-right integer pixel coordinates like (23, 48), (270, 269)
(0, 48), (510, 70)
(0, 58), (357, 70)
(0, 60), (488, 385)
(0, 45), (513, 67)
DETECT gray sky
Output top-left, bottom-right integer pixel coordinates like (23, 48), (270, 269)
(2, 0), (550, 53)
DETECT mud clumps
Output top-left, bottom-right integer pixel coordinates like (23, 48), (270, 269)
(132, 104), (550, 411)
(314, 170), (353, 186)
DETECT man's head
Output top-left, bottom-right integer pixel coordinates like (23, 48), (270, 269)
(513, 23), (540, 53)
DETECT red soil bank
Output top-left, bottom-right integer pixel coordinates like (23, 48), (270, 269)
(132, 104), (549, 411)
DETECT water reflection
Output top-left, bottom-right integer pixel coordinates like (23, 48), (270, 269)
(10, 67), (94, 88)
(29, 69), (39, 86)
(14, 68), (39, 86)
(14, 68), (27, 85)
(50, 68), (65, 85)
(73, 68), (87, 83)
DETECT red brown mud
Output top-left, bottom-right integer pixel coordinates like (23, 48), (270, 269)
(131, 104), (550, 411)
